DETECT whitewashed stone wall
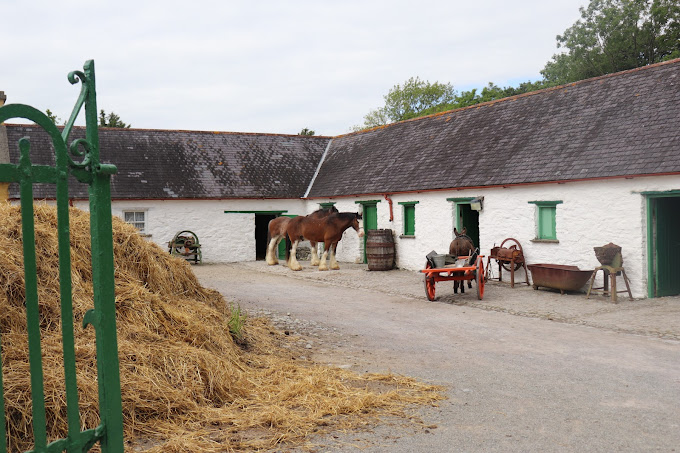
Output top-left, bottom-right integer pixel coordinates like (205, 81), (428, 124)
(313, 175), (680, 298)
(77, 199), (307, 263)
(68, 174), (678, 298)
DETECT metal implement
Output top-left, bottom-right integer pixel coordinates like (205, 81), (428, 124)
(486, 237), (529, 287)
(586, 243), (633, 302)
(0, 61), (124, 452)
(168, 230), (202, 264)
(421, 253), (485, 301)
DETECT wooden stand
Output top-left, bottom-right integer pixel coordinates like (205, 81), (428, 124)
(586, 266), (633, 302)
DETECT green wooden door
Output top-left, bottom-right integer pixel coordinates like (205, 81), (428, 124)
(654, 197), (680, 297)
(278, 214), (297, 259)
(362, 204), (378, 263)
(457, 203), (480, 248)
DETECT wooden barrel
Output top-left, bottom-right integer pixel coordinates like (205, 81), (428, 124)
(366, 229), (395, 271)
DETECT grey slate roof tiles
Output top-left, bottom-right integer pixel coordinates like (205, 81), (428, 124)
(307, 59), (680, 197)
(3, 58), (679, 201)
(4, 127), (330, 199)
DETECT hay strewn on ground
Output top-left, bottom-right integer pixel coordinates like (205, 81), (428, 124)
(0, 203), (442, 452)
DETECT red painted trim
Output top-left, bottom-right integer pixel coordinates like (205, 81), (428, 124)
(304, 172), (680, 200)
(12, 172), (680, 203)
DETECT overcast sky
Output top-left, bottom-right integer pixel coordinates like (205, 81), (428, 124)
(2, 0), (585, 136)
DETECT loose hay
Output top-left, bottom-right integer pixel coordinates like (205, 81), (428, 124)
(0, 203), (443, 452)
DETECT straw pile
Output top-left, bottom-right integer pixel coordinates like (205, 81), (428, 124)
(0, 203), (442, 452)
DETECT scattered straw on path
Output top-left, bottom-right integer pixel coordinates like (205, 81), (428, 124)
(0, 203), (443, 452)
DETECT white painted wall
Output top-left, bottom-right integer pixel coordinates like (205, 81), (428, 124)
(313, 175), (680, 298)
(74, 199), (307, 263)
(67, 174), (678, 298)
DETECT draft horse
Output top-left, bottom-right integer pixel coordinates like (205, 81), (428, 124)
(449, 227), (478, 293)
(265, 206), (338, 266)
(286, 212), (364, 271)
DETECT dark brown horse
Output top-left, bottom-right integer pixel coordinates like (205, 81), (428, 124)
(265, 206), (338, 265)
(449, 227), (476, 293)
(286, 212), (364, 271)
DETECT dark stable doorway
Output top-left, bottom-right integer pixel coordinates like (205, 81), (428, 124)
(255, 214), (276, 260)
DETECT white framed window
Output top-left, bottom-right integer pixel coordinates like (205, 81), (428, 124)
(123, 210), (146, 233)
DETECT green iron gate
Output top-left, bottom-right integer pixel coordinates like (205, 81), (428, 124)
(0, 61), (124, 452)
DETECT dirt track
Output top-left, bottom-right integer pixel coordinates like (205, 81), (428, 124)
(193, 262), (680, 452)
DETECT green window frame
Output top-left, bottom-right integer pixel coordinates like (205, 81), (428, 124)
(529, 201), (562, 241)
(398, 201), (419, 236)
(319, 202), (336, 209)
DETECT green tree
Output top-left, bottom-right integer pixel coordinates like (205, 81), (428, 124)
(541, 0), (680, 84)
(383, 77), (456, 122)
(358, 107), (390, 129)
(355, 77), (456, 130)
(99, 110), (131, 128)
(298, 128), (315, 136)
(45, 109), (62, 125)
(353, 77), (551, 131)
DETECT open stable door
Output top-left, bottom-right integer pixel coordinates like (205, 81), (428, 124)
(650, 196), (680, 297)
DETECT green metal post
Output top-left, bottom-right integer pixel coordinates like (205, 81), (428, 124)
(82, 61), (124, 453)
(0, 60), (124, 453)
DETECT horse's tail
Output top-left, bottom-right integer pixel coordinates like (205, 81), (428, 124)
(266, 221), (272, 247)
(284, 232), (290, 262)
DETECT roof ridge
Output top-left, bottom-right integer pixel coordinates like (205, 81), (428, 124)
(2, 123), (332, 139)
(338, 57), (680, 138)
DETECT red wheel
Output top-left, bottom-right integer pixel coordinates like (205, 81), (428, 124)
(476, 257), (485, 300)
(424, 262), (436, 301)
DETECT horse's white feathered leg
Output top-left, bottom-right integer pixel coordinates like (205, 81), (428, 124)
(288, 240), (303, 271)
(329, 243), (339, 270)
(310, 242), (320, 266)
(318, 249), (329, 271)
(266, 236), (280, 265)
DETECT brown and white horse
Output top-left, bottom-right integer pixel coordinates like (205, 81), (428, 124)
(265, 206), (338, 266)
(449, 227), (476, 293)
(286, 212), (364, 271)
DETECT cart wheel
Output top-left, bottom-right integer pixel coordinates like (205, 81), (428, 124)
(476, 257), (485, 300)
(499, 237), (524, 271)
(424, 262), (436, 301)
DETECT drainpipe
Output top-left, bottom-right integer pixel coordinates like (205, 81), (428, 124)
(383, 193), (394, 221)
(0, 91), (9, 202)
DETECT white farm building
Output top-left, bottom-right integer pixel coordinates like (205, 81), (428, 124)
(2, 59), (680, 299)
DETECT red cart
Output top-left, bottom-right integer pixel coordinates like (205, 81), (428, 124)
(420, 255), (485, 301)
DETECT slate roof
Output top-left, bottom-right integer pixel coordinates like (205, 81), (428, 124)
(4, 127), (330, 199)
(307, 58), (680, 198)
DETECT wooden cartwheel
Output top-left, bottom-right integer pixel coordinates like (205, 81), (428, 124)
(485, 238), (529, 288)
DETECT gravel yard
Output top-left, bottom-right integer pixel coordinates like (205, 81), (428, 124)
(193, 261), (680, 452)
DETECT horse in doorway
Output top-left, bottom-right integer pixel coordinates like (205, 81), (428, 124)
(286, 212), (364, 271)
(449, 227), (477, 293)
(265, 206), (338, 265)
